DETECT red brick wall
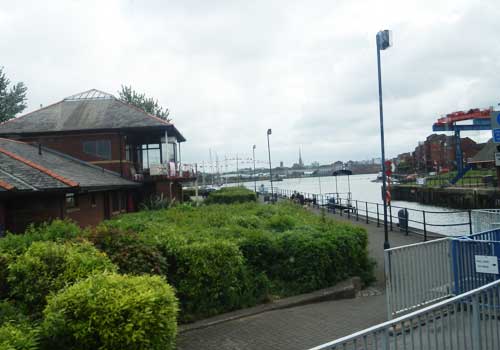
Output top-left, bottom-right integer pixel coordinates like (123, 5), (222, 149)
(0, 201), (5, 234)
(155, 181), (182, 202)
(5, 195), (64, 233)
(20, 132), (130, 177)
(65, 192), (105, 228)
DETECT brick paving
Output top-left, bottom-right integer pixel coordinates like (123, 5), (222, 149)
(177, 206), (427, 350)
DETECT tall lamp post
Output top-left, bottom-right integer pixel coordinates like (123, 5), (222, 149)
(267, 129), (274, 201)
(252, 144), (257, 193)
(376, 29), (393, 250)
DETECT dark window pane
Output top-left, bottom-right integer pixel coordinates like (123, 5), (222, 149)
(83, 140), (111, 160)
(66, 193), (78, 209)
(112, 192), (119, 212)
(97, 140), (111, 159)
(83, 141), (96, 156)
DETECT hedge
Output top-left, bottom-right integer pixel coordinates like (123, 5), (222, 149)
(41, 274), (178, 350)
(0, 220), (81, 256)
(87, 225), (168, 276)
(170, 239), (264, 321)
(7, 241), (116, 315)
(205, 186), (257, 204)
(104, 201), (374, 316)
(0, 322), (39, 350)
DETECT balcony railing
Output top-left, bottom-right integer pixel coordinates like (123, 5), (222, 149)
(132, 163), (196, 181)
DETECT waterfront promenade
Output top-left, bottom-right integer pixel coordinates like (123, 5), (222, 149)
(177, 205), (425, 350)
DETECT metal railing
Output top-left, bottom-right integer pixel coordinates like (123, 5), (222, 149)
(308, 278), (500, 350)
(273, 187), (473, 238)
(385, 238), (453, 319)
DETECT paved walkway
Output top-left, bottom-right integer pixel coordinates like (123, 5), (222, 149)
(177, 206), (427, 350)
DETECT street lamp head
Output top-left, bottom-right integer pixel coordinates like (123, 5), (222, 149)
(377, 29), (393, 50)
(253, 144), (256, 150)
(267, 128), (272, 135)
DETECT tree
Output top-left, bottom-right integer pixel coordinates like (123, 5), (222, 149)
(0, 67), (28, 123)
(118, 85), (170, 121)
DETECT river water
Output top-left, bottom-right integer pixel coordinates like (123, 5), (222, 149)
(239, 174), (497, 237)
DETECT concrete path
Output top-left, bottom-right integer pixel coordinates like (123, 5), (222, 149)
(177, 205), (427, 350)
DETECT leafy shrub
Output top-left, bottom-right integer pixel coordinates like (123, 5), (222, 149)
(0, 322), (39, 350)
(0, 253), (11, 299)
(272, 227), (373, 294)
(140, 194), (175, 210)
(238, 231), (281, 275)
(171, 240), (264, 321)
(42, 274), (178, 350)
(205, 187), (256, 204)
(0, 220), (81, 255)
(88, 225), (168, 275)
(267, 214), (295, 232)
(0, 300), (28, 325)
(8, 241), (116, 315)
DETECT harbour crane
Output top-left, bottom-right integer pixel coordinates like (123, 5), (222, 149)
(432, 107), (492, 184)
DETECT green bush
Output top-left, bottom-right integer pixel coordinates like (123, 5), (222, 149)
(0, 322), (39, 350)
(87, 225), (168, 275)
(0, 253), (12, 299)
(205, 187), (257, 204)
(42, 274), (178, 350)
(171, 240), (264, 321)
(0, 220), (81, 255)
(8, 241), (116, 315)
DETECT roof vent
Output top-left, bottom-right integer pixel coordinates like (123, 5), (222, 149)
(64, 89), (115, 101)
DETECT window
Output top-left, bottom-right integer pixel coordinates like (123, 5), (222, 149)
(83, 140), (111, 160)
(66, 193), (78, 209)
(161, 142), (177, 163)
(140, 144), (161, 169)
(90, 194), (97, 208)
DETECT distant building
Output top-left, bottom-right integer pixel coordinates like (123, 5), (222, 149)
(413, 134), (481, 172)
(0, 89), (195, 233)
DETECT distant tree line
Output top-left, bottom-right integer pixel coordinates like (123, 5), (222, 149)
(118, 85), (170, 122)
(0, 67), (27, 123)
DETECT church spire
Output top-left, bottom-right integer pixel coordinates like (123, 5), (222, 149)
(298, 146), (304, 167)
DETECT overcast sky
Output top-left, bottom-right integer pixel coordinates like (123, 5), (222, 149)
(1, 0), (499, 169)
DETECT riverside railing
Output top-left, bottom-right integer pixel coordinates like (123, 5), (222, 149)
(273, 187), (473, 238)
(308, 278), (500, 350)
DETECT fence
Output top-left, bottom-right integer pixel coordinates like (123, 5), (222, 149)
(385, 238), (453, 319)
(472, 210), (500, 233)
(308, 278), (500, 350)
(273, 187), (473, 238)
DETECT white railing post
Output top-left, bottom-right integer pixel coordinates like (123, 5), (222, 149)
(472, 294), (482, 350)
(384, 250), (393, 320)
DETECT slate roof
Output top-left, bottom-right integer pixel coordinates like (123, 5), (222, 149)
(0, 89), (186, 141)
(0, 138), (139, 193)
(469, 139), (495, 164)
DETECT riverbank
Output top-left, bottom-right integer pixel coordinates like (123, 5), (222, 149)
(392, 185), (500, 209)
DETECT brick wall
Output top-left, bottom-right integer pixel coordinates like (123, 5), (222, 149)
(5, 194), (64, 233)
(155, 181), (183, 202)
(65, 192), (105, 227)
(21, 132), (130, 177)
(0, 201), (5, 235)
